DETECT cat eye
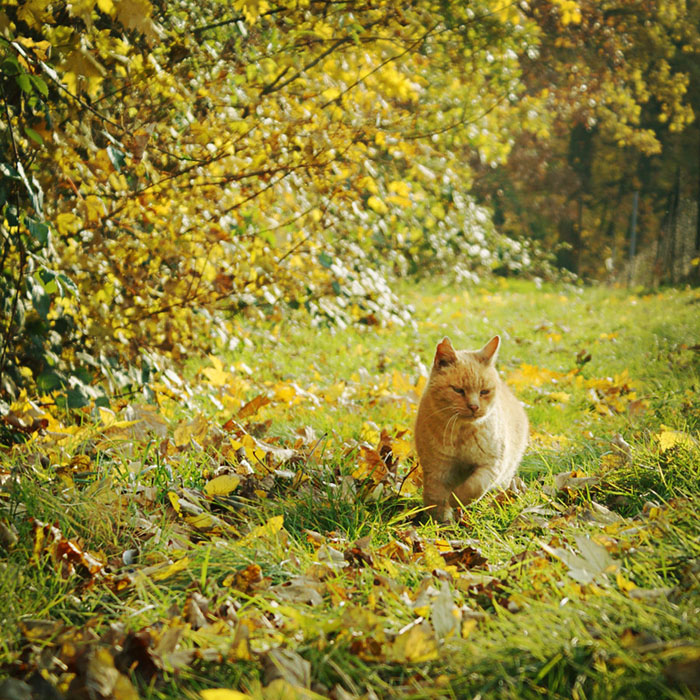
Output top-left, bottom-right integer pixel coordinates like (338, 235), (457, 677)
(451, 386), (465, 396)
(480, 389), (491, 396)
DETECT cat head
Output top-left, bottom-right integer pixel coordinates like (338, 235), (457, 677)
(428, 336), (501, 420)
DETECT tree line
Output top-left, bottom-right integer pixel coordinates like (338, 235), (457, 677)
(1, 0), (698, 405)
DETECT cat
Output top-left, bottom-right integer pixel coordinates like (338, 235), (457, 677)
(414, 335), (528, 521)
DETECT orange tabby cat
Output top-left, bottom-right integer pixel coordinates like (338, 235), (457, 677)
(415, 335), (528, 521)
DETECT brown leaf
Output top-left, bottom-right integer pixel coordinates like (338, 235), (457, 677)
(223, 563), (267, 594)
(551, 470), (601, 493)
(269, 576), (325, 606)
(441, 546), (488, 571)
(18, 619), (65, 642)
(237, 394), (272, 420)
(262, 648), (311, 689)
(350, 636), (384, 662)
(114, 630), (159, 683)
(185, 592), (211, 629)
(33, 519), (106, 581)
(664, 650), (700, 691)
(80, 648), (139, 700)
(2, 410), (48, 435)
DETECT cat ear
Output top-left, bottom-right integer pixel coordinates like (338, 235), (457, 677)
(476, 335), (500, 365)
(434, 337), (457, 369)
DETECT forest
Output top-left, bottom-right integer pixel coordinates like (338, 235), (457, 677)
(1, 1), (699, 698)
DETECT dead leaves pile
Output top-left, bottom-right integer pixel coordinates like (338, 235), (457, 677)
(2, 348), (700, 697)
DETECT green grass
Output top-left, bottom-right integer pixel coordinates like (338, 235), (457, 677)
(1, 279), (699, 699)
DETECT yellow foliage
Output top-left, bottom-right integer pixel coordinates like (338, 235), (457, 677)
(656, 427), (695, 452)
(234, 0), (270, 25)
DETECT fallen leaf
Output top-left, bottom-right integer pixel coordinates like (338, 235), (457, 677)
(204, 474), (241, 497)
(386, 621), (438, 663)
(431, 582), (460, 639)
(269, 577), (325, 606)
(237, 394), (272, 420)
(263, 648), (311, 688)
(552, 470), (601, 493)
(201, 689), (252, 700)
(541, 535), (616, 584)
(664, 649), (700, 691)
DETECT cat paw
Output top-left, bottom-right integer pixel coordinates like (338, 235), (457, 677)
(508, 476), (527, 495)
(421, 503), (453, 523)
(440, 506), (454, 522)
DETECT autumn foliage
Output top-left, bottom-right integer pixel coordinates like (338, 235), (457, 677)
(2, 0), (696, 405)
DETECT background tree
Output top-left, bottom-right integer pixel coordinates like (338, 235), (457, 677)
(1, 0), (698, 407)
(0, 0), (543, 404)
(472, 0), (700, 280)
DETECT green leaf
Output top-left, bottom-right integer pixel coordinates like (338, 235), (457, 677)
(37, 371), (63, 393)
(26, 217), (49, 245)
(30, 75), (49, 97)
(30, 276), (51, 319)
(6, 204), (19, 228)
(65, 384), (91, 409)
(16, 73), (33, 94)
(107, 145), (126, 172)
(24, 126), (44, 145)
(57, 273), (79, 297)
(16, 161), (43, 214)
(318, 252), (333, 268)
(38, 269), (78, 298)
(38, 268), (58, 294)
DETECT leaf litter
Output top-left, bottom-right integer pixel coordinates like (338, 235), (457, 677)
(1, 286), (700, 697)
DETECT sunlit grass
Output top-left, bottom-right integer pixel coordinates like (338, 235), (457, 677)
(1, 280), (699, 698)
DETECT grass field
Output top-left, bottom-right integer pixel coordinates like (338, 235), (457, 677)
(1, 280), (699, 699)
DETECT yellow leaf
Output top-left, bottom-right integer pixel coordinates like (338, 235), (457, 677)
(233, 0), (270, 24)
(357, 175), (379, 195)
(261, 679), (313, 700)
(152, 557), (190, 581)
(392, 438), (413, 461)
(657, 428), (694, 452)
(201, 690), (251, 700)
(173, 414), (210, 447)
(202, 356), (230, 387)
(616, 572), (637, 593)
(388, 180), (411, 198)
(367, 195), (388, 215)
(321, 86), (341, 102)
(423, 543), (446, 572)
(462, 618), (477, 638)
(386, 622), (438, 663)
(56, 212), (83, 236)
(204, 474), (241, 497)
(275, 383), (298, 403)
(116, 0), (155, 35)
(168, 491), (182, 515)
(186, 512), (226, 532)
(236, 515), (284, 548)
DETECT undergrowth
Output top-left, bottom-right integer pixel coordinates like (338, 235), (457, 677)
(0, 280), (699, 699)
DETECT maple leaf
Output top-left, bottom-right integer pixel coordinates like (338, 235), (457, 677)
(233, 0), (269, 25)
(115, 0), (159, 41)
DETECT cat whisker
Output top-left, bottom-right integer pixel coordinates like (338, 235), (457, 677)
(443, 412), (461, 449)
(441, 411), (459, 448)
(428, 405), (460, 420)
(450, 412), (459, 447)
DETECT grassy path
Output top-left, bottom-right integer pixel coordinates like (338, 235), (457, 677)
(1, 280), (699, 699)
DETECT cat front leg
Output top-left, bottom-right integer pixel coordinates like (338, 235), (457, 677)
(422, 467), (456, 521)
(450, 465), (499, 506)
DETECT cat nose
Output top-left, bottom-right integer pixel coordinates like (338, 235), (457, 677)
(468, 403), (479, 412)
